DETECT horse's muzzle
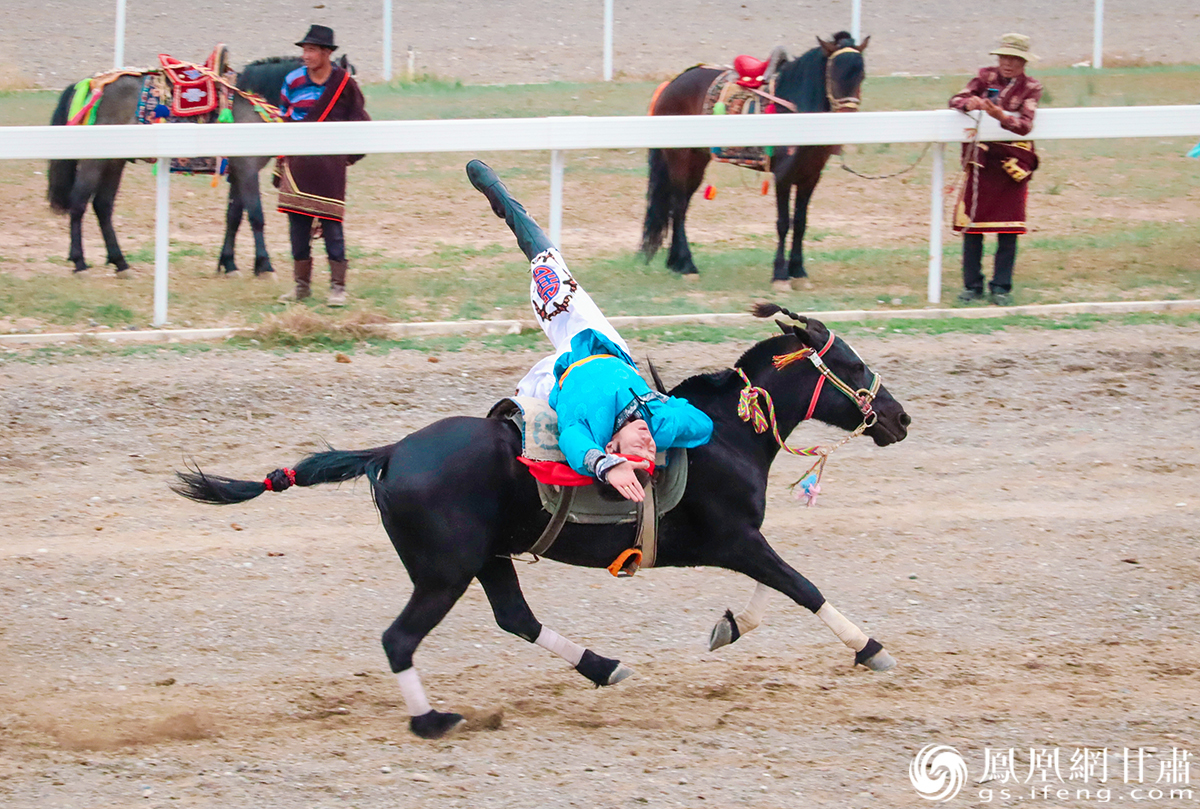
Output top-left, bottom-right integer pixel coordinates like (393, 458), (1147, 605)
(867, 409), (910, 446)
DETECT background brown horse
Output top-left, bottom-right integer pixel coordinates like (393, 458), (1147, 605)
(642, 32), (867, 288)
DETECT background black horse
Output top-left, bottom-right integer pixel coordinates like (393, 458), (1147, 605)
(173, 307), (911, 740)
(642, 32), (868, 288)
(46, 54), (352, 277)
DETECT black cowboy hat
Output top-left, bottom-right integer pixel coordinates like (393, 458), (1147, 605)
(295, 24), (338, 51)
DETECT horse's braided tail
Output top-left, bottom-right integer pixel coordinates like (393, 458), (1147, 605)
(751, 302), (807, 324)
(172, 444), (395, 505)
(47, 84), (78, 214)
(641, 148), (671, 261)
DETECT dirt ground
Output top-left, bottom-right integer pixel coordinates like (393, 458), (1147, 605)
(1, 322), (1198, 808)
(6, 0), (1200, 88)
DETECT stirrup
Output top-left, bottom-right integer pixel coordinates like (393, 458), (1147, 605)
(607, 548), (642, 578)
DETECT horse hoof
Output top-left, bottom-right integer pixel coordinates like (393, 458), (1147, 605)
(114, 268), (131, 280)
(708, 609), (740, 651)
(72, 264), (90, 274)
(607, 663), (635, 686)
(223, 269), (241, 278)
(855, 638), (897, 672)
(681, 273), (700, 283)
(409, 710), (466, 740)
(791, 278), (812, 291)
(771, 280), (791, 294)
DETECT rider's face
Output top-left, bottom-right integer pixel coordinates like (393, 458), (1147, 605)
(608, 419), (657, 462)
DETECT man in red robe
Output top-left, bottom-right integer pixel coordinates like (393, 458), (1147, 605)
(949, 33), (1043, 306)
(276, 25), (370, 306)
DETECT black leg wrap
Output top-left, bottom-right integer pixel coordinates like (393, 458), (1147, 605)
(465, 160), (555, 261)
(575, 649), (632, 688)
(854, 638), (884, 667)
(409, 709), (466, 740)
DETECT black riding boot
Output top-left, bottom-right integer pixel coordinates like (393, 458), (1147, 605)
(466, 160), (555, 261)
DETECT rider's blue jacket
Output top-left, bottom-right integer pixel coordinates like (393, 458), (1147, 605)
(549, 329), (714, 478)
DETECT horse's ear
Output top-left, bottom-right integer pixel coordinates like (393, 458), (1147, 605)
(776, 320), (792, 336)
(817, 37), (837, 56)
(793, 317), (827, 349)
(857, 35), (870, 53)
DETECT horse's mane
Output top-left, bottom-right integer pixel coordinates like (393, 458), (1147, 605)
(775, 30), (859, 113)
(670, 333), (798, 399)
(241, 56), (300, 68)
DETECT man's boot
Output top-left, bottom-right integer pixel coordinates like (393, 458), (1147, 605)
(466, 159), (555, 261)
(328, 260), (349, 307)
(278, 258), (312, 302)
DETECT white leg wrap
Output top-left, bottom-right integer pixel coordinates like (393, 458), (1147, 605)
(733, 583), (772, 634)
(395, 667), (432, 717)
(535, 626), (585, 666)
(817, 602), (870, 652)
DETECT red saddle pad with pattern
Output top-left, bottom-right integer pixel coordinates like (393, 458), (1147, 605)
(157, 54), (218, 117)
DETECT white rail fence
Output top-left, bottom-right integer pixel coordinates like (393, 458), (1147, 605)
(3, 106), (1199, 325)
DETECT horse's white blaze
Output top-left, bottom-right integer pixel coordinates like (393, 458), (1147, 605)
(535, 627), (585, 666)
(734, 582), (772, 634)
(396, 667), (432, 716)
(817, 602), (870, 652)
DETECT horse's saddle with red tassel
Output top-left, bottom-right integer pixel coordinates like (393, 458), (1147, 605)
(701, 48), (791, 171)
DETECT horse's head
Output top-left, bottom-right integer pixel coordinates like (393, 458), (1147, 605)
(754, 304), (909, 447)
(335, 54), (357, 76)
(817, 31), (868, 112)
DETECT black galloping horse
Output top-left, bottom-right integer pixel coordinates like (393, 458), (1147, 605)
(175, 332), (910, 739)
(642, 32), (868, 286)
(47, 54), (351, 276)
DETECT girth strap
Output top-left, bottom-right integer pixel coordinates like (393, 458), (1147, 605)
(528, 486), (576, 557)
(634, 482), (658, 570)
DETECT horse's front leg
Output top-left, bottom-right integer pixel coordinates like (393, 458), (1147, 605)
(713, 531), (897, 671)
(217, 169), (244, 274)
(476, 556), (634, 687)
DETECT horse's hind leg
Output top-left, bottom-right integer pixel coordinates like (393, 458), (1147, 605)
(665, 149), (709, 276)
(476, 557), (634, 687)
(66, 160), (105, 272)
(236, 157), (274, 275)
(786, 183), (816, 281)
(92, 160), (129, 273)
(382, 580), (472, 739)
(217, 172), (244, 274)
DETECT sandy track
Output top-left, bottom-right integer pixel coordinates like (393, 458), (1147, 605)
(1, 322), (1198, 807)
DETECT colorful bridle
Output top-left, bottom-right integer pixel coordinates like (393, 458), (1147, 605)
(824, 47), (863, 112)
(735, 330), (881, 505)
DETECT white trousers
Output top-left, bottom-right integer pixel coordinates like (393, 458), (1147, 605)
(516, 248), (631, 401)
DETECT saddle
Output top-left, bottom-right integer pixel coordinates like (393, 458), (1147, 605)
(702, 47), (792, 171)
(488, 397), (689, 576)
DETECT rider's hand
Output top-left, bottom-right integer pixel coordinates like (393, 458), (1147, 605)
(605, 459), (651, 502)
(964, 96), (984, 112)
(982, 99), (1006, 121)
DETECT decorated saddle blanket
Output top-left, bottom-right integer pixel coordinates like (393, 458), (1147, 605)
(488, 396), (688, 525)
(701, 67), (779, 171)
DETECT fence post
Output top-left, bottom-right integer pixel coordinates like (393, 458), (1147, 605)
(549, 150), (565, 247)
(603, 0), (614, 81)
(851, 0), (861, 43)
(1092, 0), (1104, 69)
(382, 0), (393, 81)
(113, 0), (126, 69)
(153, 161), (171, 326)
(927, 143), (944, 304)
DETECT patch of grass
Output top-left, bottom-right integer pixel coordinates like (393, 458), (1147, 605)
(238, 308), (392, 347)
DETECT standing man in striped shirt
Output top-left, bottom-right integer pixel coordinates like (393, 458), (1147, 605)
(276, 25), (370, 306)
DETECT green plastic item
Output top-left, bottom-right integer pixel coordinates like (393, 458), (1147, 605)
(765, 146), (774, 157)
(217, 107), (234, 123)
(713, 101), (726, 115)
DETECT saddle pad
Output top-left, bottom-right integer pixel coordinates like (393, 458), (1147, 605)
(158, 55), (218, 117)
(488, 397), (687, 525)
(702, 70), (770, 171)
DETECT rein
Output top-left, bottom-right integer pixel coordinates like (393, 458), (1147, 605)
(734, 330), (881, 505)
